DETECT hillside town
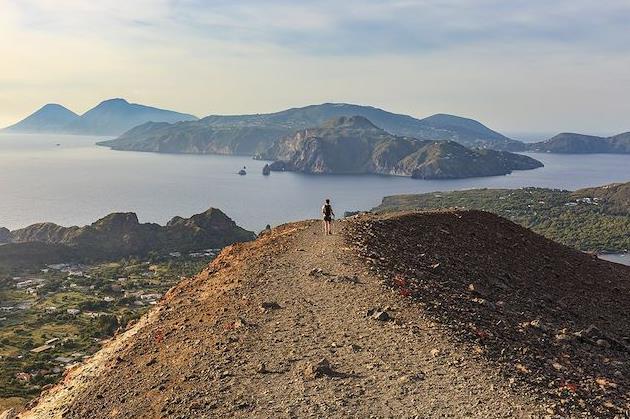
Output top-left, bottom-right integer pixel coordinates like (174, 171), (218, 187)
(0, 248), (220, 410)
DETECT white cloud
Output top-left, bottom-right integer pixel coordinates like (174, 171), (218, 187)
(0, 0), (629, 133)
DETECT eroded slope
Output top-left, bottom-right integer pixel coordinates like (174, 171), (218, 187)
(348, 210), (630, 416)
(21, 217), (551, 418)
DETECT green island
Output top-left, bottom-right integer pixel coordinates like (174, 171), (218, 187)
(373, 182), (630, 253)
(0, 250), (217, 411)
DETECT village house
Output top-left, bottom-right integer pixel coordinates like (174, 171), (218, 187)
(84, 312), (109, 319)
(67, 270), (84, 277)
(140, 293), (162, 301)
(30, 344), (53, 353)
(16, 278), (46, 289)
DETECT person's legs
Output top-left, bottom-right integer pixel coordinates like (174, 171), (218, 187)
(328, 219), (333, 235)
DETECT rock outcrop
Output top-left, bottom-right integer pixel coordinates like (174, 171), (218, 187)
(1, 208), (255, 269)
(262, 116), (542, 179)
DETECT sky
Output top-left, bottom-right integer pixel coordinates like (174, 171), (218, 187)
(1, 0), (630, 136)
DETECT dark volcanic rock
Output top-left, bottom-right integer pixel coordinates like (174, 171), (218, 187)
(303, 358), (335, 379)
(3, 208), (255, 266)
(268, 161), (288, 172)
(346, 210), (630, 417)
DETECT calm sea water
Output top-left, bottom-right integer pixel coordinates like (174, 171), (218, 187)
(598, 253), (630, 266)
(1, 134), (629, 238)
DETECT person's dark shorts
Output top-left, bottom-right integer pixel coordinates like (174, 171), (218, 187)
(324, 216), (332, 222)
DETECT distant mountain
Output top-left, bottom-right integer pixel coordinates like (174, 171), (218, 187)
(100, 120), (288, 155)
(261, 116), (542, 180)
(414, 113), (519, 149)
(0, 208), (255, 270)
(63, 98), (198, 135)
(2, 98), (198, 136)
(98, 103), (526, 153)
(529, 132), (630, 153)
(2, 104), (79, 133)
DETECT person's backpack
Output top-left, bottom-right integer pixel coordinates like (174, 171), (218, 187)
(323, 204), (332, 217)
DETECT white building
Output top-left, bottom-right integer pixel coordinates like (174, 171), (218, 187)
(140, 293), (162, 301)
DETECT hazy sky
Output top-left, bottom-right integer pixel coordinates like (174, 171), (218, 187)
(2, 0), (630, 135)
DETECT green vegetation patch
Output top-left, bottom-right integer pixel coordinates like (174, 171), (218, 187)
(0, 252), (214, 408)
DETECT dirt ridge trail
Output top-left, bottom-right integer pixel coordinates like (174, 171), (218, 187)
(22, 218), (547, 418)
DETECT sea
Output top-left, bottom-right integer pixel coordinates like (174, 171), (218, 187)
(1, 133), (629, 264)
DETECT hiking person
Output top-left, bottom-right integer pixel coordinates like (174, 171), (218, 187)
(322, 199), (335, 235)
